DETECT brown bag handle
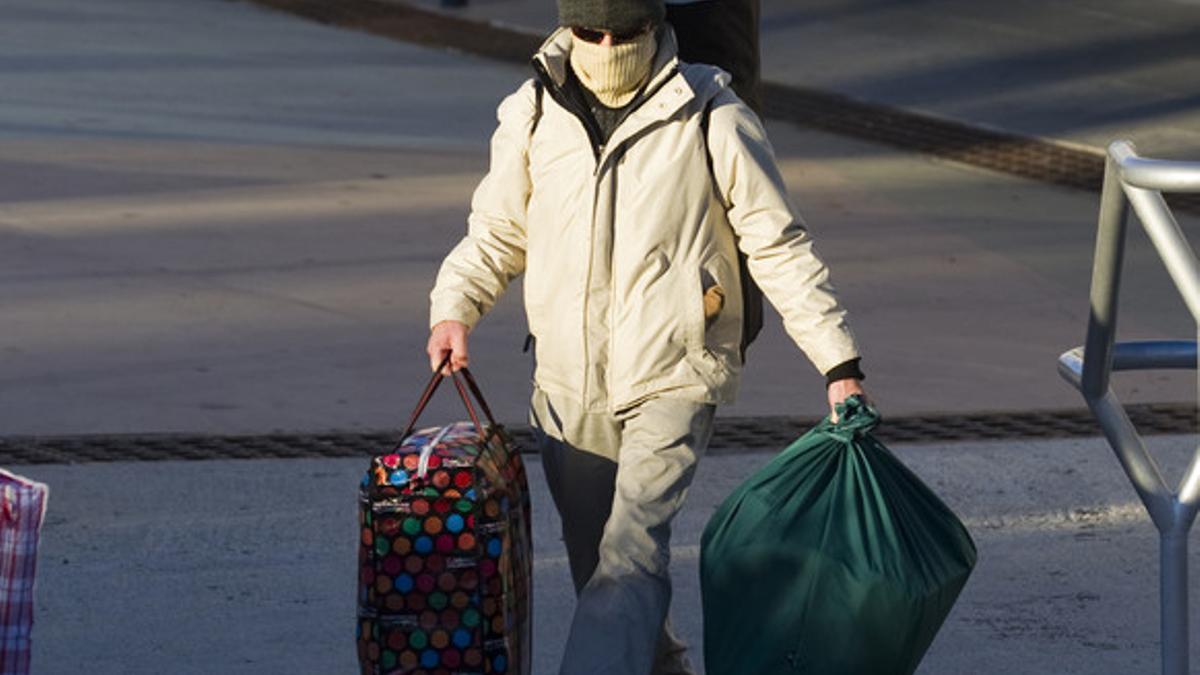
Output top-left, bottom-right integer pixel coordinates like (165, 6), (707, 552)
(393, 356), (499, 451)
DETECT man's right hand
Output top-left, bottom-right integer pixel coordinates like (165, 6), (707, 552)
(427, 320), (470, 375)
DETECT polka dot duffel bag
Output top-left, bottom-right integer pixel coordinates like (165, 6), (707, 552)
(357, 365), (531, 675)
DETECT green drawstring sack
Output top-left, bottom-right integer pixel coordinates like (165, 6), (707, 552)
(700, 396), (976, 675)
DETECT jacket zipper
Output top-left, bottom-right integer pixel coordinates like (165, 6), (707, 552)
(590, 65), (680, 177)
(592, 68), (681, 407)
(530, 57), (685, 408)
(532, 60), (604, 162)
(531, 58), (602, 405)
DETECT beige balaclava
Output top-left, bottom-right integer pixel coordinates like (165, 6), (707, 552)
(569, 29), (658, 108)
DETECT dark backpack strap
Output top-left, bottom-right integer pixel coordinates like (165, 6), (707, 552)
(700, 96), (721, 205)
(531, 80), (544, 138)
(521, 81), (544, 357)
(701, 94), (764, 361)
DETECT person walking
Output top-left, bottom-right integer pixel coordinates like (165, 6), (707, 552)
(426, 0), (867, 671)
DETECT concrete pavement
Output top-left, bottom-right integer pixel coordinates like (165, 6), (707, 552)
(4, 0), (1200, 673)
(400, 0), (1200, 159)
(17, 434), (1200, 674)
(3, 0), (1200, 437)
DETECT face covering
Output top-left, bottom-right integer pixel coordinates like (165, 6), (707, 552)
(569, 29), (657, 108)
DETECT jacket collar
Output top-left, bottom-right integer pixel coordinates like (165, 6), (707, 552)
(532, 25), (731, 161)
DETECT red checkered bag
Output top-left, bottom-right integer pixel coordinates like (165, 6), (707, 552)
(0, 470), (48, 675)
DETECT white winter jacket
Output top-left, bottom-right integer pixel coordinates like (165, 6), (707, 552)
(430, 27), (859, 412)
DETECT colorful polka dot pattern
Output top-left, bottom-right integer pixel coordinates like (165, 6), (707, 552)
(357, 422), (532, 674)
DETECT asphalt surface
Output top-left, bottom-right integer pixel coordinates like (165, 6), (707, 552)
(393, 0), (1200, 159)
(17, 435), (1200, 674)
(4, 0), (1200, 673)
(3, 0), (1200, 435)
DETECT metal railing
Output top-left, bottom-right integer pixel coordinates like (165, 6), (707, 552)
(1058, 140), (1200, 675)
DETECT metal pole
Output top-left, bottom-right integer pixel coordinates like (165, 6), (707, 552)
(1160, 531), (1188, 675)
(1124, 184), (1200, 320)
(1058, 141), (1200, 675)
(1082, 154), (1130, 398)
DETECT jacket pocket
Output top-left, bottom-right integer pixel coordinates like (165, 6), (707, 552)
(686, 269), (731, 389)
(686, 268), (707, 353)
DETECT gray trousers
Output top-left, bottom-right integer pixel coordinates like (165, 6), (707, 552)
(529, 387), (716, 675)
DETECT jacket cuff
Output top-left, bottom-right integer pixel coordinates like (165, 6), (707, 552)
(429, 297), (482, 331)
(824, 358), (864, 387)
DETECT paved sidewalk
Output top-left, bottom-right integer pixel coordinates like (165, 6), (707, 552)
(17, 434), (1200, 674)
(3, 2), (1200, 673)
(397, 0), (1200, 159)
(3, 0), (1199, 438)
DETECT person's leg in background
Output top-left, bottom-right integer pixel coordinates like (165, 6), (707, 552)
(529, 389), (710, 675)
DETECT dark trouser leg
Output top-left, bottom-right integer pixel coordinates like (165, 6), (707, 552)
(535, 443), (617, 587)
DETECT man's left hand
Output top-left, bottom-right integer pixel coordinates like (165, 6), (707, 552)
(827, 378), (867, 422)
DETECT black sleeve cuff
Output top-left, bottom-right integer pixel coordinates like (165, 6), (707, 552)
(824, 358), (864, 387)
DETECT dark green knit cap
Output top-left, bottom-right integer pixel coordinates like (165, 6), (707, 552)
(558, 0), (665, 36)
